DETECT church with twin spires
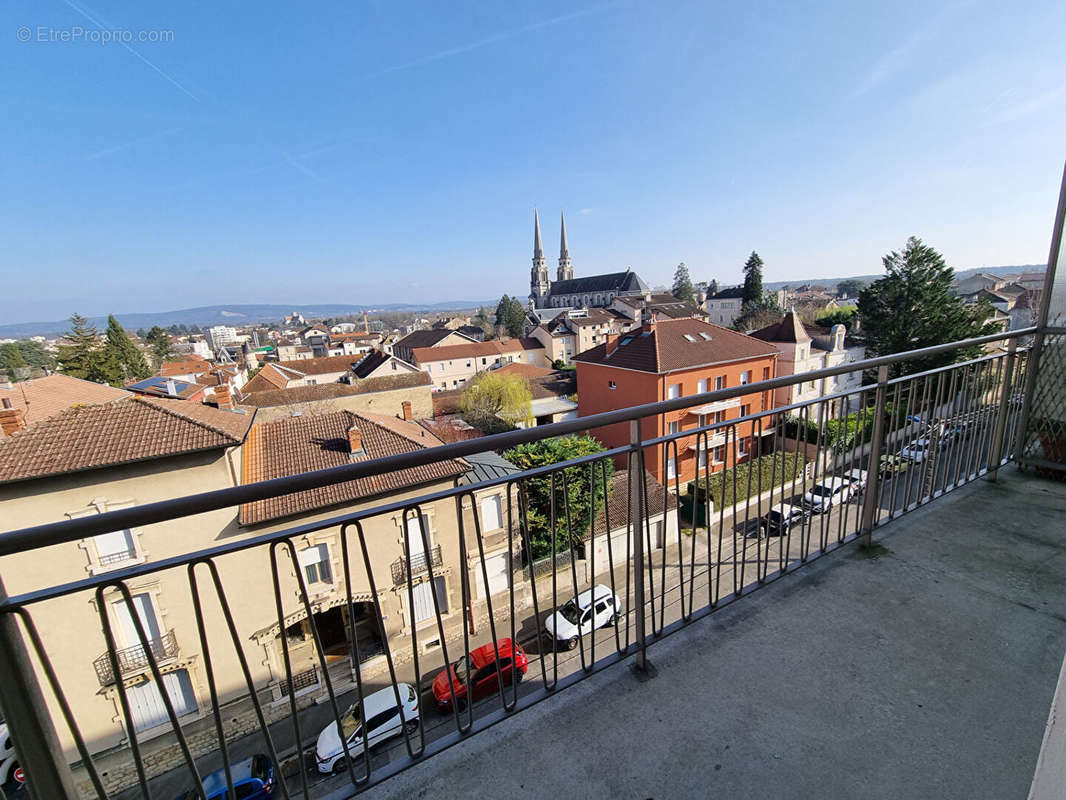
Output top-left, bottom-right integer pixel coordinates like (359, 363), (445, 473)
(528, 210), (648, 310)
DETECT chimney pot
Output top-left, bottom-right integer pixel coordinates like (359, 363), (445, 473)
(348, 424), (363, 454)
(401, 400), (413, 421)
(215, 384), (233, 410)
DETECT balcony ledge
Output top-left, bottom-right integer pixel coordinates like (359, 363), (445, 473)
(361, 468), (1066, 800)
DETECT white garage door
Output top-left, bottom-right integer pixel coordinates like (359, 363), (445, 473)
(127, 669), (197, 732)
(478, 552), (511, 598)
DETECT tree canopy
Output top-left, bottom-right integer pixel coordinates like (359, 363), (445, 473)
(494, 295), (526, 339)
(105, 316), (150, 382)
(671, 263), (695, 302)
(0, 343), (27, 376)
(836, 278), (865, 298)
(504, 435), (613, 560)
(814, 307), (858, 330)
(459, 371), (533, 428)
(742, 251), (764, 306)
(858, 237), (999, 377)
(144, 326), (175, 368)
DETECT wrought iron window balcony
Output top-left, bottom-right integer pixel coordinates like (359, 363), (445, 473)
(93, 629), (179, 687)
(391, 544), (443, 584)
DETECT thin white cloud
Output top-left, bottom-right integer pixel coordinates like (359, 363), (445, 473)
(985, 85), (1066, 126)
(62, 0), (199, 102)
(369, 3), (612, 77)
(86, 125), (189, 160)
(852, 2), (969, 98)
(579, 208), (594, 215)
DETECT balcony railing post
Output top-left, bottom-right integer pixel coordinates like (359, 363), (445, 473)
(629, 420), (649, 673)
(986, 339), (1018, 480)
(859, 364), (890, 547)
(0, 577), (79, 800)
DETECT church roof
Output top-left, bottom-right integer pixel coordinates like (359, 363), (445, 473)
(548, 270), (648, 297)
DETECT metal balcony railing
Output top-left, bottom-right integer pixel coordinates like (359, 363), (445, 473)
(93, 629), (179, 686)
(0, 315), (1062, 799)
(391, 544), (443, 584)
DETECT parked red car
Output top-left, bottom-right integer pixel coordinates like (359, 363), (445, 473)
(432, 638), (528, 711)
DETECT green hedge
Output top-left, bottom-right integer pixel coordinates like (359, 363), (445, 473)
(685, 451), (809, 509)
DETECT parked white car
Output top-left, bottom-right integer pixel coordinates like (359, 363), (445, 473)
(0, 723), (20, 786)
(801, 477), (855, 513)
(900, 438), (939, 463)
(544, 584), (622, 650)
(315, 684), (419, 774)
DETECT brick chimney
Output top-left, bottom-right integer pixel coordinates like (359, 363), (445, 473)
(0, 398), (25, 436)
(605, 334), (620, 356)
(642, 317), (656, 334)
(348, 424), (364, 455)
(214, 384), (233, 410)
(401, 400), (413, 421)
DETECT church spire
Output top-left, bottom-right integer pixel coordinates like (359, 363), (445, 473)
(533, 208), (543, 259)
(557, 211), (573, 281)
(530, 209), (550, 308)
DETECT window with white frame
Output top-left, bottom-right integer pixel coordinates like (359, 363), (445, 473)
(740, 371), (752, 385)
(697, 378), (708, 394)
(697, 447), (707, 470)
(94, 528), (137, 568)
(298, 544), (332, 586)
(666, 456), (678, 479)
(480, 495), (503, 531)
(668, 383), (681, 399)
(712, 445), (726, 463)
(738, 437), (749, 457)
(668, 420), (680, 435)
(715, 375), (725, 391)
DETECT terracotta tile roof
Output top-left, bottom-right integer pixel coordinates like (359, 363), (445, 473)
(160, 359), (211, 377)
(239, 409), (466, 525)
(273, 354), (362, 376)
(243, 365), (291, 394)
(411, 337), (544, 364)
(588, 469), (677, 537)
(239, 372), (431, 408)
(495, 363), (555, 379)
(574, 319), (778, 374)
(0, 396), (253, 484)
(0, 374), (131, 430)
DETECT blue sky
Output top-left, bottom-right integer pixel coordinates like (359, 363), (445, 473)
(2, 0), (1064, 322)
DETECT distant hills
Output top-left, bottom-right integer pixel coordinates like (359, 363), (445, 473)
(0, 302), (495, 339)
(0, 263), (1046, 339)
(763, 264), (1044, 293)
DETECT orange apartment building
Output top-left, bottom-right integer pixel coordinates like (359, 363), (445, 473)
(574, 318), (779, 486)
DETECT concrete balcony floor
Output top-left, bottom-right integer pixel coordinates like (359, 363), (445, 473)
(362, 468), (1066, 800)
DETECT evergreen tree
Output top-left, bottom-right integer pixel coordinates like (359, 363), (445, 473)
(58, 314), (106, 381)
(742, 252), (764, 306)
(104, 315), (150, 383)
(858, 237), (999, 378)
(494, 295), (526, 338)
(1, 343), (27, 377)
(14, 340), (54, 371)
(671, 263), (695, 302)
(836, 278), (864, 298)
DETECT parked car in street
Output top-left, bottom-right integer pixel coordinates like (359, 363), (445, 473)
(761, 503), (810, 536)
(433, 638), (528, 711)
(315, 684), (419, 774)
(801, 477), (856, 513)
(176, 754), (275, 800)
(544, 584), (622, 650)
(842, 469), (869, 494)
(878, 454), (910, 475)
(0, 723), (20, 789)
(900, 437), (945, 463)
